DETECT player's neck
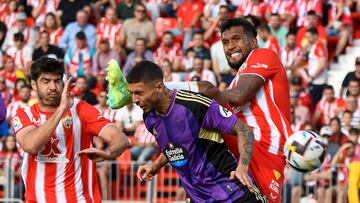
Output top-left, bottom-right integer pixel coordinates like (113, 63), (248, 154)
(38, 102), (59, 113)
(154, 89), (173, 116)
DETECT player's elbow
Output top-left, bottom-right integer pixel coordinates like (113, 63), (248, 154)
(21, 143), (40, 156)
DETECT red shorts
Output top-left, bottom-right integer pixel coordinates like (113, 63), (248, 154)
(223, 135), (286, 203)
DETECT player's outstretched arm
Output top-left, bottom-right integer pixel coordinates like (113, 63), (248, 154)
(16, 77), (74, 155)
(230, 119), (255, 193)
(78, 125), (130, 162)
(137, 153), (168, 182)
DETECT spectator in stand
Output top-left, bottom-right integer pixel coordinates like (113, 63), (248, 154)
(0, 55), (27, 93)
(204, 5), (230, 46)
(12, 79), (27, 101)
(56, 0), (90, 27)
(32, 31), (64, 61)
(341, 110), (354, 136)
(268, 13), (288, 47)
(0, 96), (5, 125)
(257, 24), (281, 55)
(130, 122), (158, 163)
(186, 31), (211, 69)
(281, 31), (301, 77)
(160, 59), (182, 83)
(340, 57), (360, 98)
(312, 85), (345, 128)
(295, 10), (327, 48)
(2, 12), (37, 51)
(116, 0), (135, 20)
(0, 0), (18, 29)
(344, 95), (360, 128)
(115, 103), (143, 136)
(64, 31), (95, 78)
(295, 28), (328, 105)
(95, 90), (118, 123)
(0, 77), (12, 107)
(186, 56), (217, 86)
(59, 10), (96, 50)
(290, 91), (310, 131)
(235, 0), (266, 21)
(328, 117), (349, 156)
(6, 32), (33, 75)
(90, 70), (107, 96)
(345, 79), (360, 105)
(327, 0), (353, 63)
(210, 39), (233, 91)
(120, 3), (157, 54)
(291, 0), (322, 28)
(28, 0), (60, 27)
(96, 7), (122, 50)
(93, 39), (120, 75)
(123, 38), (153, 76)
(0, 135), (22, 198)
(203, 0), (226, 21)
(0, 22), (7, 49)
(153, 31), (183, 71)
(172, 0), (204, 51)
(6, 85), (30, 130)
(73, 76), (98, 105)
(264, 0), (294, 27)
(40, 12), (64, 46)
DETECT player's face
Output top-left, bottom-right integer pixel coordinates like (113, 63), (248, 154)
(32, 73), (63, 107)
(128, 81), (161, 113)
(222, 25), (257, 70)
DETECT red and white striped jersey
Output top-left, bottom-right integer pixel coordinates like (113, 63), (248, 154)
(6, 46), (33, 72)
(6, 100), (29, 120)
(134, 123), (155, 144)
(41, 27), (64, 46)
(96, 18), (122, 48)
(266, 0), (294, 16)
(315, 98), (345, 125)
(186, 69), (217, 86)
(236, 0), (266, 19)
(292, 0), (322, 27)
(0, 11), (17, 28)
(280, 46), (301, 68)
(27, 0), (60, 26)
(263, 36), (281, 55)
(95, 105), (118, 123)
(153, 43), (182, 65)
(228, 48), (292, 156)
(12, 99), (111, 203)
(307, 41), (327, 85)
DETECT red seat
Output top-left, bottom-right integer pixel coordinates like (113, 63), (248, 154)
(155, 17), (177, 39)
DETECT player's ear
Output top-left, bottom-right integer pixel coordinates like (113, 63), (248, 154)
(30, 80), (37, 92)
(154, 81), (164, 92)
(251, 37), (258, 49)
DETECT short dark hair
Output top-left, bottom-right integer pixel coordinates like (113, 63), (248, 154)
(193, 30), (204, 36)
(258, 23), (271, 33)
(343, 110), (353, 116)
(76, 31), (86, 40)
(220, 17), (257, 39)
(349, 128), (359, 135)
(349, 78), (360, 85)
(307, 10), (317, 16)
(30, 56), (64, 81)
(270, 12), (280, 17)
(306, 27), (319, 35)
(219, 5), (229, 11)
(126, 60), (163, 84)
(287, 30), (297, 37)
(323, 84), (334, 92)
(163, 31), (174, 37)
(135, 37), (147, 44)
(244, 15), (261, 29)
(40, 30), (49, 36)
(14, 32), (24, 42)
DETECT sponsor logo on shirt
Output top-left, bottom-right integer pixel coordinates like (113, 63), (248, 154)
(250, 63), (268, 69)
(219, 106), (232, 118)
(164, 143), (189, 167)
(269, 179), (280, 200)
(36, 137), (69, 163)
(12, 116), (22, 132)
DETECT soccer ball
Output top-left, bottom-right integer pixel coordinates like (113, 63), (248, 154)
(284, 130), (327, 173)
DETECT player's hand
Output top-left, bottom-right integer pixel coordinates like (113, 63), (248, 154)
(137, 164), (159, 182)
(59, 77), (74, 111)
(77, 148), (110, 162)
(230, 164), (255, 193)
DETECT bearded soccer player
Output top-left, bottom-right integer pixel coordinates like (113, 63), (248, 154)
(106, 18), (292, 203)
(12, 56), (130, 203)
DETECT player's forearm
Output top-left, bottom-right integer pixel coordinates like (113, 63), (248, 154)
(311, 58), (326, 79)
(102, 125), (130, 159)
(20, 107), (67, 155)
(233, 120), (254, 166)
(152, 153), (168, 172)
(197, 81), (228, 106)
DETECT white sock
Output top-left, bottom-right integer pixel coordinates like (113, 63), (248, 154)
(165, 82), (199, 92)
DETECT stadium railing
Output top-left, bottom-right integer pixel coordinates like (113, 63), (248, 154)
(0, 158), (351, 203)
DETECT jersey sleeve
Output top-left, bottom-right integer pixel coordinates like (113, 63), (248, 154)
(241, 49), (283, 81)
(12, 107), (34, 135)
(314, 43), (326, 58)
(78, 101), (111, 137)
(201, 100), (237, 135)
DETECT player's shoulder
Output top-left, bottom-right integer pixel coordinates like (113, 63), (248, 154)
(247, 48), (282, 67)
(175, 90), (212, 108)
(250, 48), (278, 58)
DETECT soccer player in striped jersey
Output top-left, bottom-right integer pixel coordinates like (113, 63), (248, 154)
(128, 61), (267, 203)
(12, 56), (130, 203)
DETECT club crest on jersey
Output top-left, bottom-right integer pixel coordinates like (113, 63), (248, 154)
(62, 115), (73, 129)
(12, 116), (22, 132)
(164, 143), (189, 167)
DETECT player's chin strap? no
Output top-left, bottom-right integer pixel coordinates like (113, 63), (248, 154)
(253, 184), (268, 203)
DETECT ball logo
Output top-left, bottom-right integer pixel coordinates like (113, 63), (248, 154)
(164, 143), (189, 167)
(12, 116), (23, 132)
(219, 106), (232, 118)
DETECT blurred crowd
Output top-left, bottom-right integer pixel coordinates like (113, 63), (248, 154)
(0, 0), (359, 202)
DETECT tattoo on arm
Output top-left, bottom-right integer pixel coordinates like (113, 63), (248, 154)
(233, 120), (254, 165)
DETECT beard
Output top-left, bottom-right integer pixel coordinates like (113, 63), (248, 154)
(226, 45), (253, 70)
(37, 87), (61, 107)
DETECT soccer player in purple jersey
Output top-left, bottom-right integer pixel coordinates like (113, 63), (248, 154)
(126, 60), (267, 203)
